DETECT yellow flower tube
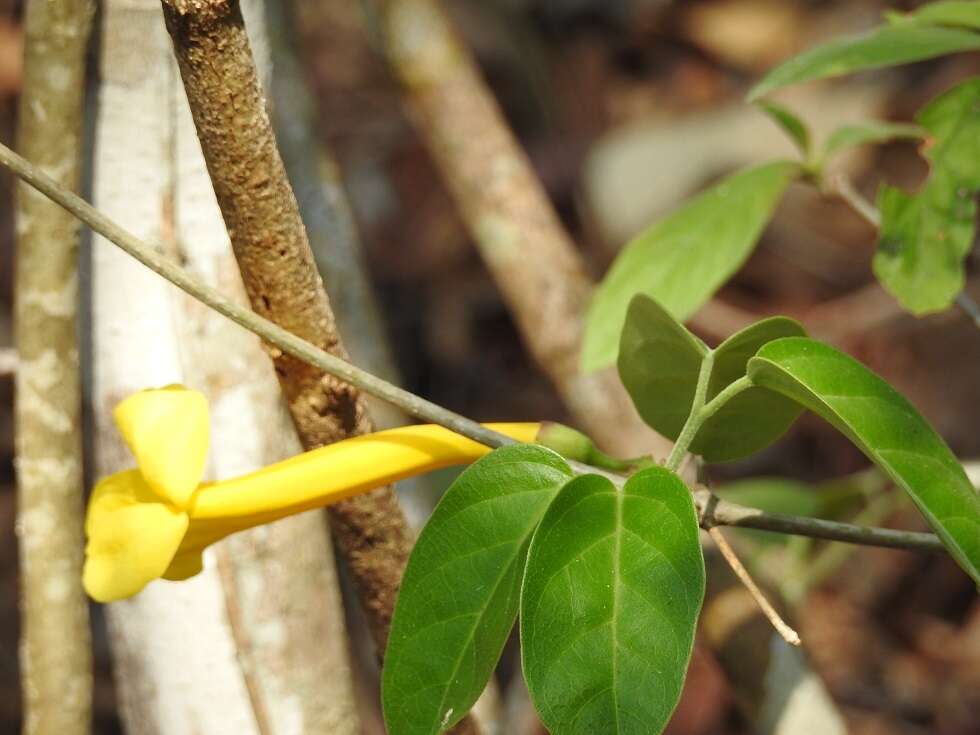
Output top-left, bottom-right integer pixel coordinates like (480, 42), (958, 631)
(170, 422), (540, 580)
(83, 385), (540, 602)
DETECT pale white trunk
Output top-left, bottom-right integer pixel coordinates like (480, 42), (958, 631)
(91, 1), (359, 733)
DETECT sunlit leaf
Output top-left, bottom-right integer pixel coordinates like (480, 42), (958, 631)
(821, 121), (924, 161)
(521, 467), (705, 735)
(874, 78), (980, 313)
(758, 101), (811, 157)
(583, 162), (796, 372)
(894, 1), (980, 31)
(749, 24), (980, 101)
(382, 445), (573, 735)
(748, 337), (980, 585)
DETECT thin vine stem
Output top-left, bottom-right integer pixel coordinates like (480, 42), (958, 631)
(0, 140), (952, 554)
(666, 352), (714, 471)
(700, 376), (752, 422)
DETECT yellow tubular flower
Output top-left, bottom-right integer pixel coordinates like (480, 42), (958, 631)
(83, 385), (540, 603)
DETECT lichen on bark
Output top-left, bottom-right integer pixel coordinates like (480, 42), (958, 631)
(14, 2), (95, 733)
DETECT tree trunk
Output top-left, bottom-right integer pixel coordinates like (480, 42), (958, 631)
(14, 1), (95, 733)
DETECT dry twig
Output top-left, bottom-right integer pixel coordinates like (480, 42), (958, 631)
(708, 527), (801, 646)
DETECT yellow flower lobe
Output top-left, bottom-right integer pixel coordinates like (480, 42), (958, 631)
(113, 385), (209, 509)
(83, 470), (190, 602)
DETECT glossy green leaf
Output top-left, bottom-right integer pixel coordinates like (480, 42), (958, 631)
(748, 25), (980, 101)
(521, 467), (705, 735)
(895, 1), (980, 31)
(758, 101), (811, 157)
(747, 337), (980, 585)
(617, 294), (707, 442)
(693, 317), (807, 461)
(874, 78), (980, 314)
(618, 295), (805, 462)
(383, 444), (573, 735)
(821, 121), (924, 161)
(583, 162), (796, 372)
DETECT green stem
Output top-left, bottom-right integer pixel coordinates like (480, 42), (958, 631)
(666, 352), (714, 471)
(700, 376), (752, 422)
(0, 140), (951, 555)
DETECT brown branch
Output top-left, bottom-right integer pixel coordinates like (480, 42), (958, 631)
(375, 0), (670, 459)
(156, 0), (439, 721)
(14, 2), (95, 733)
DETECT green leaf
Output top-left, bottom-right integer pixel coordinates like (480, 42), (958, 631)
(617, 294), (706, 442)
(748, 25), (980, 101)
(896, 1), (980, 31)
(758, 101), (811, 157)
(747, 337), (980, 585)
(693, 317), (807, 462)
(874, 78), (980, 313)
(383, 444), (573, 735)
(821, 121), (925, 161)
(618, 295), (805, 462)
(521, 467), (705, 735)
(583, 162), (796, 372)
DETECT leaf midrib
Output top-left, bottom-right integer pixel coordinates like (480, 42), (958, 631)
(425, 492), (559, 734)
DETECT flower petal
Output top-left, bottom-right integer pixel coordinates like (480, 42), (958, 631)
(113, 385), (209, 508)
(162, 550), (204, 581)
(83, 470), (189, 602)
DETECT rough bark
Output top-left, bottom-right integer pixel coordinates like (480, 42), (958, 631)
(170, 11), (360, 726)
(376, 0), (671, 459)
(266, 0), (404, 431)
(14, 1), (95, 733)
(91, 2), (360, 733)
(160, 0), (416, 659)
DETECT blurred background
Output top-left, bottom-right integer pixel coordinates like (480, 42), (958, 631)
(1, 0), (979, 733)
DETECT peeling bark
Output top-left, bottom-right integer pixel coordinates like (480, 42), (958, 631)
(14, 1), (95, 733)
